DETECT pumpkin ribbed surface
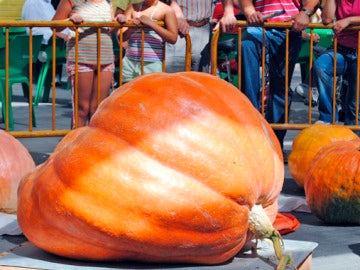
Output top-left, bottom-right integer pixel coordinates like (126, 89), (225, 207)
(0, 130), (35, 213)
(288, 123), (358, 187)
(17, 72), (284, 264)
(304, 139), (360, 224)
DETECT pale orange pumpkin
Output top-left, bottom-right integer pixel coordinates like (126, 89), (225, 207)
(17, 72), (288, 267)
(288, 123), (358, 187)
(0, 130), (35, 213)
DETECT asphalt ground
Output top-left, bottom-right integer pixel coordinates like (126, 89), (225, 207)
(1, 65), (359, 270)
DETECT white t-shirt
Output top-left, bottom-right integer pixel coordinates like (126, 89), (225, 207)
(21, 0), (67, 45)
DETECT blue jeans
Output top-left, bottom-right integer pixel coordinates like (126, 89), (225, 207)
(313, 49), (358, 125)
(241, 27), (302, 147)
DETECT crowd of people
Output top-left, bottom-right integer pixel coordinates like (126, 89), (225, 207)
(20, 0), (360, 146)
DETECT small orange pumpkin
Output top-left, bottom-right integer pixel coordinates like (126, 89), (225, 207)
(288, 123), (358, 187)
(17, 72), (287, 266)
(304, 139), (360, 224)
(0, 130), (35, 213)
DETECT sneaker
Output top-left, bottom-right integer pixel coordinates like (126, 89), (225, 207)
(295, 83), (308, 98)
(295, 83), (319, 99)
(296, 83), (319, 107)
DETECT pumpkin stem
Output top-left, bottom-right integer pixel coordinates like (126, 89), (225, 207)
(249, 205), (297, 270)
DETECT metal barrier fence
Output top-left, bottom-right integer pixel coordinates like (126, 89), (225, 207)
(0, 20), (191, 138)
(1, 20), (360, 139)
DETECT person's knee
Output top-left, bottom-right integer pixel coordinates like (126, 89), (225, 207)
(89, 103), (100, 117)
(77, 102), (90, 117)
(313, 53), (334, 73)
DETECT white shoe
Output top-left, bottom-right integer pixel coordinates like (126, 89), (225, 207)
(295, 83), (319, 100)
(295, 83), (308, 98)
(296, 83), (319, 107)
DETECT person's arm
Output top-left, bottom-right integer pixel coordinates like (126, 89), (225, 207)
(133, 6), (178, 44)
(237, 0), (256, 18)
(52, 0), (78, 31)
(323, 0), (360, 34)
(115, 7), (124, 16)
(119, 6), (133, 41)
(291, 0), (320, 31)
(301, 0), (320, 16)
(216, 0), (238, 32)
(237, 0), (263, 25)
(169, 0), (184, 19)
(169, 0), (189, 35)
(321, 0), (336, 24)
(231, 0), (241, 9)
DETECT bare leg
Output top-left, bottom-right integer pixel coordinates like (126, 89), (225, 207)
(89, 70), (113, 119)
(73, 71), (95, 128)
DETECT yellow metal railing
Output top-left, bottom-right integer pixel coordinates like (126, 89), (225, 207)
(1, 20), (360, 138)
(211, 21), (360, 132)
(0, 20), (192, 137)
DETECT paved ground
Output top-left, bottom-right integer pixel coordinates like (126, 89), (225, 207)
(1, 65), (359, 270)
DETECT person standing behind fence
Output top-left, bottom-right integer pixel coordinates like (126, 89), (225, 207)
(115, 0), (178, 82)
(21, 0), (69, 84)
(165, 0), (238, 73)
(22, 0), (68, 47)
(313, 0), (360, 127)
(52, 0), (114, 128)
(231, 0), (320, 151)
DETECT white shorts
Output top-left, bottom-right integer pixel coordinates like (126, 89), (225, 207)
(122, 56), (163, 82)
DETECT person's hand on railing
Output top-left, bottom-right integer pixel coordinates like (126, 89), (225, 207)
(246, 11), (265, 25)
(134, 15), (153, 27)
(213, 8), (238, 33)
(290, 11), (310, 32)
(114, 14), (127, 24)
(69, 14), (84, 24)
(177, 17), (189, 36)
(302, 31), (320, 43)
(332, 17), (351, 34)
(68, 13), (84, 32)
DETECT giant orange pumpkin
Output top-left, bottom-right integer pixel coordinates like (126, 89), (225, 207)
(0, 130), (35, 213)
(17, 72), (286, 266)
(304, 139), (360, 224)
(288, 123), (358, 187)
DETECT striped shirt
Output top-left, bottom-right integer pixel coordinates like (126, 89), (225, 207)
(253, 0), (301, 22)
(176, 0), (212, 22)
(67, 0), (114, 65)
(126, 28), (164, 62)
